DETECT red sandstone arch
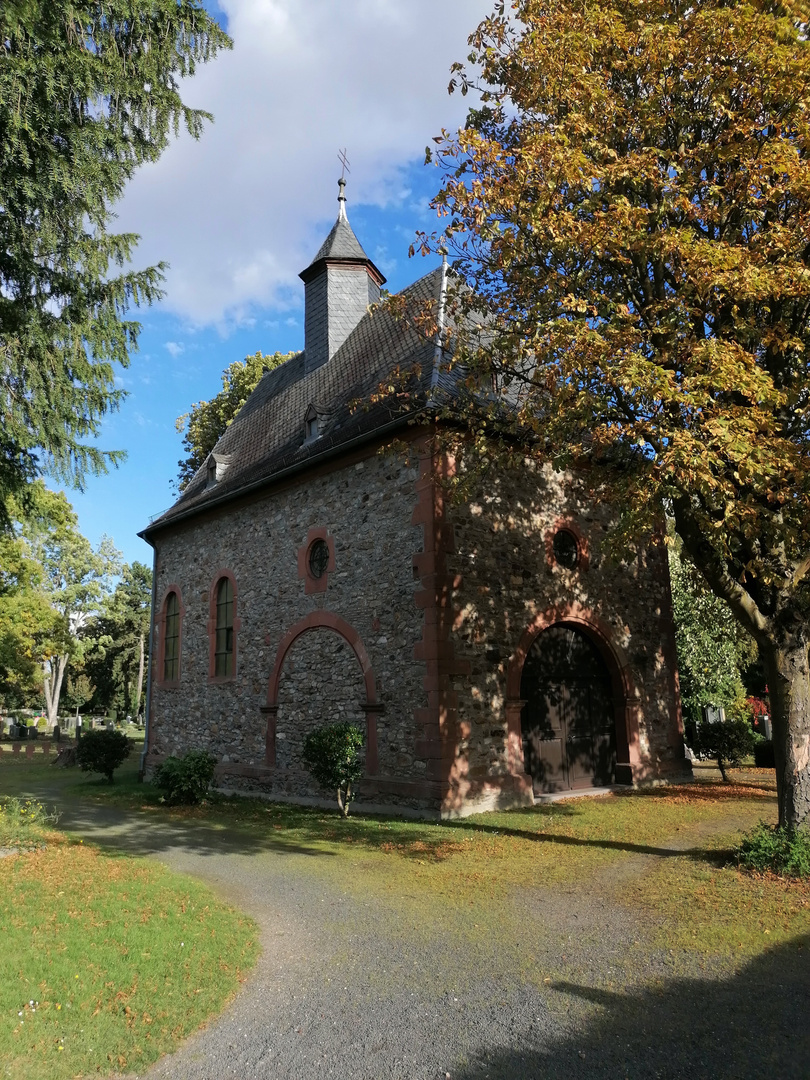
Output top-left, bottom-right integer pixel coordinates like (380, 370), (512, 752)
(505, 603), (642, 786)
(263, 612), (380, 773)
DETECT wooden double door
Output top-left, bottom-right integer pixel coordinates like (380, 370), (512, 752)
(520, 625), (616, 792)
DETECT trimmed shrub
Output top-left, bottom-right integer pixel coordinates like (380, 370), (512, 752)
(692, 717), (755, 781)
(153, 750), (217, 805)
(734, 822), (810, 878)
(302, 722), (364, 817)
(75, 729), (131, 782)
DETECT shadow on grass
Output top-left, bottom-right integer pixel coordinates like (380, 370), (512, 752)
(0, 759), (772, 868)
(441, 816), (733, 863)
(454, 934), (810, 1080)
(24, 794), (732, 870)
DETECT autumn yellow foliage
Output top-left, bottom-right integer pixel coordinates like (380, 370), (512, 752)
(424, 0), (810, 827)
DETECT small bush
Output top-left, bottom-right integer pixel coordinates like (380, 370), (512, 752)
(734, 821), (810, 878)
(692, 717), (755, 780)
(302, 722), (364, 817)
(0, 797), (59, 848)
(754, 739), (776, 768)
(153, 750), (217, 805)
(75, 729), (131, 782)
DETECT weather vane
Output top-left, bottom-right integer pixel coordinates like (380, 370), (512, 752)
(338, 148), (351, 180)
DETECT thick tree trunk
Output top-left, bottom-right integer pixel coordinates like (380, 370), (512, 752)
(43, 655), (68, 727)
(761, 637), (810, 829)
(135, 633), (145, 717)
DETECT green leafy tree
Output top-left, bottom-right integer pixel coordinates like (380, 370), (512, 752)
(670, 545), (757, 739)
(302, 722), (365, 818)
(63, 671), (95, 716)
(0, 482), (121, 721)
(692, 717), (756, 782)
(0, 501), (64, 706)
(86, 561), (152, 718)
(423, 0), (810, 828)
(0, 1), (231, 526)
(175, 351), (294, 491)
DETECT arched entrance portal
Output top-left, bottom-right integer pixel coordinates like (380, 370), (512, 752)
(520, 624), (616, 792)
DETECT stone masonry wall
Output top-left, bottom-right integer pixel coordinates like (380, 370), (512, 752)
(444, 459), (685, 787)
(148, 447), (429, 802)
(275, 629), (366, 796)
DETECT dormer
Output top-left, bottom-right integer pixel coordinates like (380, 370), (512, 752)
(303, 404), (321, 445)
(205, 452), (232, 488)
(299, 178), (386, 376)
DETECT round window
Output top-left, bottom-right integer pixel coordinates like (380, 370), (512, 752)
(553, 529), (579, 570)
(308, 538), (330, 579)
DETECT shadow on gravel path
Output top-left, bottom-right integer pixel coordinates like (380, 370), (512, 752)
(52, 800), (336, 860)
(454, 935), (810, 1080)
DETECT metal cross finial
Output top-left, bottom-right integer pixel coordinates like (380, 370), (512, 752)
(337, 149), (350, 218)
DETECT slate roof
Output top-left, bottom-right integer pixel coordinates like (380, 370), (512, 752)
(142, 267), (450, 536)
(309, 214), (371, 265)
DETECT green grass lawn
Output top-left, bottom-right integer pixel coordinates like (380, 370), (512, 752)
(0, 750), (259, 1080)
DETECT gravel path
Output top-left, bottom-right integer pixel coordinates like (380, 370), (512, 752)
(22, 790), (810, 1080)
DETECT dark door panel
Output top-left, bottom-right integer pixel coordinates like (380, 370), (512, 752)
(520, 625), (617, 793)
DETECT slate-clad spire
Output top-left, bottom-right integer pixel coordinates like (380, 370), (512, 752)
(300, 179), (386, 375)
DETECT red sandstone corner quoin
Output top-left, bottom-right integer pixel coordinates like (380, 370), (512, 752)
(263, 611), (380, 774)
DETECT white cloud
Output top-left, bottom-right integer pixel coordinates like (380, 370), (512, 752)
(114, 0), (492, 327)
(164, 341), (186, 358)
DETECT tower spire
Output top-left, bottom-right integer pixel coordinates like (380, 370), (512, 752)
(337, 148), (350, 220)
(300, 158), (386, 375)
(338, 176), (347, 220)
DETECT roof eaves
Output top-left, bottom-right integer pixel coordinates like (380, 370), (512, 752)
(139, 406), (428, 542)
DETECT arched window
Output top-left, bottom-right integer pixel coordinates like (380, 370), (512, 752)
(158, 586), (184, 687)
(214, 576), (235, 678)
(164, 592), (180, 682)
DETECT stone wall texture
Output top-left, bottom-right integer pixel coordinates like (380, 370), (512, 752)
(146, 441), (687, 816)
(148, 447), (428, 805)
(443, 458), (685, 800)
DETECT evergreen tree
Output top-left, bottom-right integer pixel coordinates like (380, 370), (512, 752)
(0, 1), (231, 526)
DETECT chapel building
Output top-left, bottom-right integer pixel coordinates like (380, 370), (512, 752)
(139, 181), (689, 816)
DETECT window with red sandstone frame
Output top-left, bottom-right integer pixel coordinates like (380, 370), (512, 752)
(214, 577), (234, 677)
(163, 591), (181, 682)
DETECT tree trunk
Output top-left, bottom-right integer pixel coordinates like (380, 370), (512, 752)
(135, 633), (145, 717)
(761, 636), (810, 829)
(337, 782), (351, 818)
(43, 655), (68, 727)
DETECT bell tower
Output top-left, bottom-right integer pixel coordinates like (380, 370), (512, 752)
(299, 178), (386, 375)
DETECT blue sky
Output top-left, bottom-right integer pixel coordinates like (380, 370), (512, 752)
(67, 0), (493, 567)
